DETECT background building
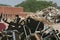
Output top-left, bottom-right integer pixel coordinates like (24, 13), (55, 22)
(0, 6), (28, 19)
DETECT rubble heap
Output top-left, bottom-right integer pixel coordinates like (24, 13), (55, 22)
(36, 7), (60, 23)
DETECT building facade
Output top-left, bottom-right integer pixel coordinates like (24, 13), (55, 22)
(0, 6), (28, 19)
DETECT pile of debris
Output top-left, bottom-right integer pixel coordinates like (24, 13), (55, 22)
(0, 6), (60, 40)
(36, 6), (60, 23)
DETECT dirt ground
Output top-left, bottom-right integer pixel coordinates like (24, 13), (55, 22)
(51, 23), (60, 32)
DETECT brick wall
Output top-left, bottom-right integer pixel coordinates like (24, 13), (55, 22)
(0, 6), (27, 18)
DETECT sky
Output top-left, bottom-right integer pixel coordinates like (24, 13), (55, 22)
(0, 0), (60, 6)
(52, 0), (60, 6)
(0, 0), (25, 6)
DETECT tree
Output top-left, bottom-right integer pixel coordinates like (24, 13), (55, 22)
(15, 0), (57, 12)
(0, 4), (11, 6)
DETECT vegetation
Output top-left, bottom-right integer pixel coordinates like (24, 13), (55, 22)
(0, 4), (11, 6)
(15, 0), (57, 12)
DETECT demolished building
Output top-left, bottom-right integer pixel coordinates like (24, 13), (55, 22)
(36, 6), (60, 23)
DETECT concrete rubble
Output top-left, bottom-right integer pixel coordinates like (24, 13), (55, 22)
(0, 6), (60, 40)
(36, 6), (60, 23)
